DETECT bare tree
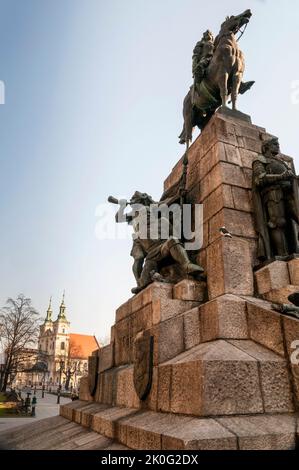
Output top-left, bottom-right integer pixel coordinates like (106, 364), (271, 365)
(0, 294), (40, 391)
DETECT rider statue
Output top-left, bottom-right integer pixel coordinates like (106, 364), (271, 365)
(115, 191), (205, 294)
(192, 30), (214, 89)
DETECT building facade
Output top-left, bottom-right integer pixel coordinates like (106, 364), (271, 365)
(14, 295), (99, 391)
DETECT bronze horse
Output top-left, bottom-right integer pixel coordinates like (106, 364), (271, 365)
(179, 9), (254, 144)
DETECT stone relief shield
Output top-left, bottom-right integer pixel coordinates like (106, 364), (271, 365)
(133, 333), (154, 401)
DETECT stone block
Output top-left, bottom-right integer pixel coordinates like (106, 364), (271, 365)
(246, 301), (284, 356)
(164, 158), (183, 192)
(173, 279), (206, 301)
(208, 208), (256, 244)
(80, 404), (106, 428)
(170, 358), (203, 415)
(199, 163), (223, 200)
(92, 406), (135, 439)
(141, 282), (173, 307)
(281, 316), (299, 408)
(207, 237), (254, 299)
(60, 401), (87, 420)
(221, 162), (247, 188)
(98, 343), (114, 373)
(255, 261), (290, 295)
(217, 414), (296, 450)
(152, 298), (198, 324)
(264, 285), (299, 304)
(223, 143), (242, 166)
(73, 403), (95, 424)
(131, 304), (153, 338)
(202, 185), (234, 222)
(157, 364), (172, 412)
(159, 340), (263, 417)
(114, 317), (131, 366)
(124, 412), (171, 450)
(131, 291), (144, 313)
(183, 307), (201, 350)
(234, 122), (261, 141)
(199, 341), (263, 416)
(152, 315), (184, 365)
(78, 376), (94, 402)
(213, 115), (238, 146)
(243, 137), (262, 153)
(200, 294), (248, 341)
(116, 283), (173, 324)
(115, 299), (132, 323)
(187, 159), (200, 190)
(144, 366), (159, 411)
(94, 374), (102, 402)
(239, 148), (259, 169)
(115, 365), (140, 409)
(162, 418), (237, 450)
(98, 369), (117, 405)
(231, 186), (252, 212)
(229, 340), (294, 413)
(201, 221), (208, 249)
(198, 142), (226, 182)
(197, 248), (207, 273)
(110, 325), (115, 343)
(288, 258), (299, 285)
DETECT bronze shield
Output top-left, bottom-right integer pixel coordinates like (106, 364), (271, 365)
(133, 333), (154, 401)
(88, 355), (99, 396)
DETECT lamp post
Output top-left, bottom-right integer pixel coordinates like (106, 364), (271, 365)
(56, 358), (65, 404)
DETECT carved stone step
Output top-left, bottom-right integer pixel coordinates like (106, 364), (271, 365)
(59, 402), (298, 450)
(0, 415), (129, 450)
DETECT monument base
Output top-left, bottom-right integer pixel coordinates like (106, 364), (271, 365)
(1, 111), (298, 450)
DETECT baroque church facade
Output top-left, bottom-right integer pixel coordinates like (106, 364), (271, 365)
(15, 294), (99, 391)
(38, 294), (99, 390)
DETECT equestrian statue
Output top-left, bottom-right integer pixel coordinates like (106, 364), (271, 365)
(179, 9), (255, 145)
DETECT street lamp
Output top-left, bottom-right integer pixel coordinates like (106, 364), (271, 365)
(57, 358), (65, 404)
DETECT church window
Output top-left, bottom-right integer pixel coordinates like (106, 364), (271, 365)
(61, 342), (65, 350)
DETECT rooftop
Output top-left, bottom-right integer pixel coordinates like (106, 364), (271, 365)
(69, 333), (99, 359)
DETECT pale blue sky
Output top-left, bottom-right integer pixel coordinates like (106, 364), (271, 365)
(0, 0), (298, 341)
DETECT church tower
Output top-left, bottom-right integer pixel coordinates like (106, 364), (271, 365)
(39, 297), (54, 353)
(53, 292), (70, 358)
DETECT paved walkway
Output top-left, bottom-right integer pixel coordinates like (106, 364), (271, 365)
(0, 391), (71, 432)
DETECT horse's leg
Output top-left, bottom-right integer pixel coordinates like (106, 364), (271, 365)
(219, 72), (229, 107)
(231, 72), (243, 110)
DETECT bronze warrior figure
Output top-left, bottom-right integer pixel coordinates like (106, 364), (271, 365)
(113, 191), (204, 294)
(252, 137), (299, 262)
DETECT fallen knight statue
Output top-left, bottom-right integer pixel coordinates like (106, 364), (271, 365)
(108, 186), (205, 294)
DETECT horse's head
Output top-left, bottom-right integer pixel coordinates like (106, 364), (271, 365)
(221, 9), (252, 35)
